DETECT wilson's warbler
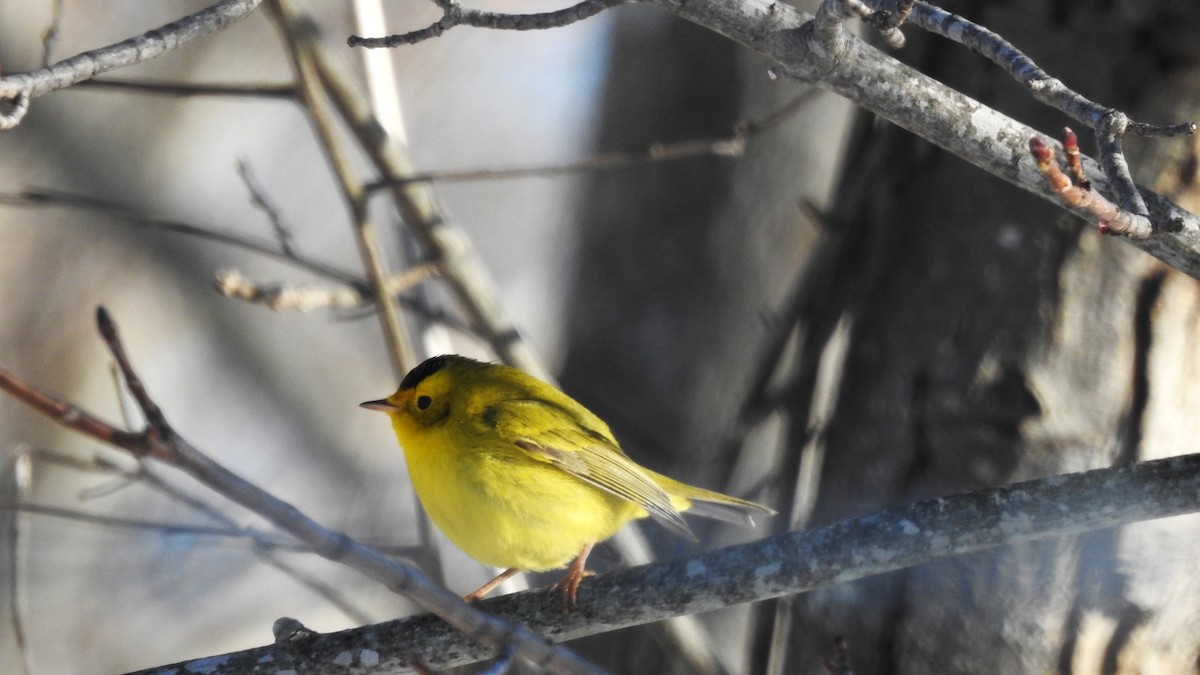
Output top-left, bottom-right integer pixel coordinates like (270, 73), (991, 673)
(362, 354), (774, 610)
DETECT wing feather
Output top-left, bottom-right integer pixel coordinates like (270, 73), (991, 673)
(484, 399), (695, 540)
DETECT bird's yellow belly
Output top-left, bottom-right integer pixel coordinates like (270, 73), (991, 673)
(402, 434), (644, 571)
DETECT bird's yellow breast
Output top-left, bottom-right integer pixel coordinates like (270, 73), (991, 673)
(394, 416), (645, 571)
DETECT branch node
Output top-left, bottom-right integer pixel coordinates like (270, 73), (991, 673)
(1029, 133), (1154, 240)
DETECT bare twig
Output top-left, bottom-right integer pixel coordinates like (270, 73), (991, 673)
(0, 0), (264, 130)
(88, 453), (397, 624)
(215, 265), (438, 313)
(364, 89), (821, 191)
(131, 450), (1200, 673)
(366, 138), (745, 190)
(0, 308), (601, 675)
(269, 0), (417, 379)
(885, 1), (1191, 137)
(76, 78), (296, 99)
(347, 0), (631, 49)
(237, 159), (296, 256)
(276, 2), (547, 375)
(0, 500), (300, 544)
(0, 190), (467, 328)
(0, 189), (361, 285)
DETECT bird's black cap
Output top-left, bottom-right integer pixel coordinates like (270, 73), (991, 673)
(399, 355), (453, 390)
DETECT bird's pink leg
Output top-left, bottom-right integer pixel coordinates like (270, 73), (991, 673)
(463, 567), (519, 603)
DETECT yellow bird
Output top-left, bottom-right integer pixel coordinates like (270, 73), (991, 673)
(362, 355), (774, 610)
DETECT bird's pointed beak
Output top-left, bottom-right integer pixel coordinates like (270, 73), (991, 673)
(360, 398), (398, 412)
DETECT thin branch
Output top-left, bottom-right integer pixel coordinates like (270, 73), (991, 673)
(215, 265), (438, 313)
(0, 0), (264, 130)
(861, 0), (1195, 221)
(131, 450), (1200, 673)
(237, 159), (296, 256)
(0, 501), (303, 544)
(366, 138), (744, 190)
(88, 452), (404, 624)
(0, 189), (469, 328)
(276, 2), (548, 375)
(365, 89), (822, 191)
(0, 189), (362, 285)
(0, 308), (600, 675)
(269, 0), (417, 379)
(886, 1), (1191, 137)
(347, 0), (631, 49)
(75, 78), (296, 99)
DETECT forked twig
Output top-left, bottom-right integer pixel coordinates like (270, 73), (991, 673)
(347, 0), (630, 48)
(1029, 133), (1162, 239)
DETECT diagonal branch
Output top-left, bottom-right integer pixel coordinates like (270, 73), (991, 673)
(0, 188), (361, 285)
(0, 308), (601, 675)
(0, 0), (264, 130)
(268, 0), (418, 378)
(275, 1), (549, 375)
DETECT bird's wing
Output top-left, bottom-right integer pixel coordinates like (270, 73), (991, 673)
(481, 398), (695, 540)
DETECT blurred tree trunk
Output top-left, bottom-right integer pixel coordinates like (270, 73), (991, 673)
(564, 0), (1200, 673)
(560, 2), (854, 672)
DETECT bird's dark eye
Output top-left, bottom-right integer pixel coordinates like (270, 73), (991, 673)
(416, 395), (432, 410)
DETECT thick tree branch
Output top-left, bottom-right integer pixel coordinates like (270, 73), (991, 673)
(658, 0), (1200, 275)
(131, 451), (1200, 673)
(0, 0), (264, 130)
(347, 0), (1199, 274)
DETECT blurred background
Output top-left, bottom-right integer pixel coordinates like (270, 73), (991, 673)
(1, 0), (1199, 673)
